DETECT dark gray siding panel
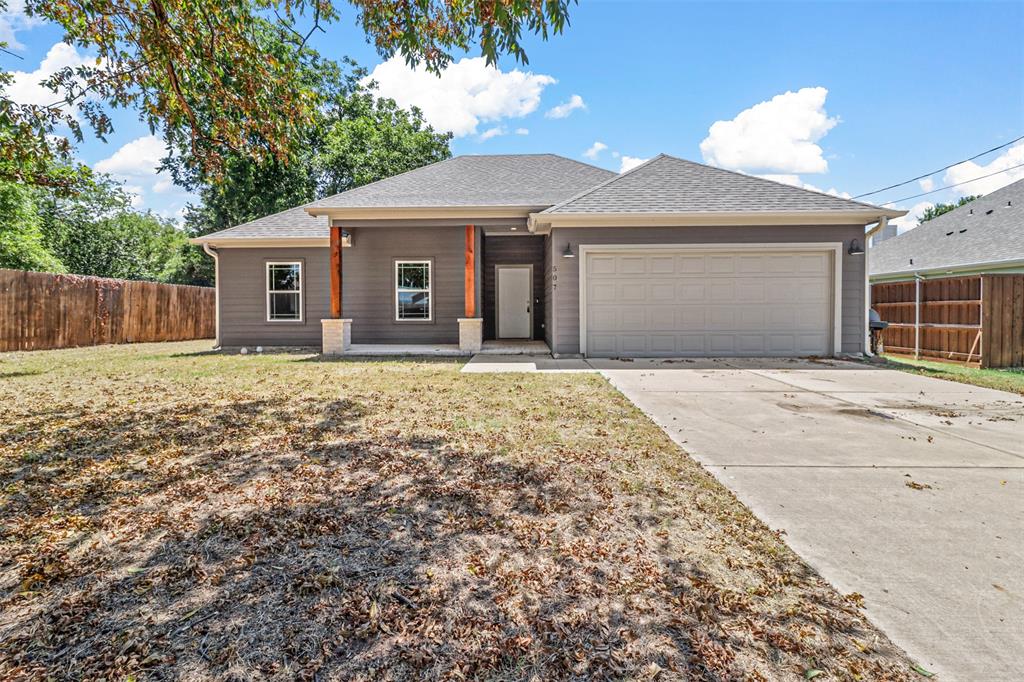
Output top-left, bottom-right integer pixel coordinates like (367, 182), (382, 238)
(218, 247), (330, 347)
(343, 225), (464, 344)
(543, 234), (553, 348)
(481, 235), (545, 340)
(549, 225), (866, 356)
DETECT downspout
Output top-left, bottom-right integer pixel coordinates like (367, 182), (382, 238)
(202, 243), (221, 348)
(864, 217), (886, 356)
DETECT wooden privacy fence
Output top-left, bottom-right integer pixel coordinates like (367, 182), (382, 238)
(0, 269), (215, 352)
(871, 274), (1024, 368)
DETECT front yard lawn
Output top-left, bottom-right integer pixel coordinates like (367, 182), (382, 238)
(878, 354), (1024, 395)
(0, 342), (916, 680)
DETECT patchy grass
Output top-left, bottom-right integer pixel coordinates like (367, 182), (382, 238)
(878, 354), (1024, 395)
(0, 342), (916, 680)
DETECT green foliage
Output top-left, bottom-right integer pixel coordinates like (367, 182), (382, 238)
(4, 0), (573, 187)
(0, 181), (65, 272)
(38, 177), (187, 281)
(920, 195), (979, 223)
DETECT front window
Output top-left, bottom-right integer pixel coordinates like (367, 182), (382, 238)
(395, 260), (431, 321)
(266, 262), (302, 321)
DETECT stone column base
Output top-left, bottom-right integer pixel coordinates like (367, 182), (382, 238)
(321, 318), (352, 355)
(458, 317), (483, 354)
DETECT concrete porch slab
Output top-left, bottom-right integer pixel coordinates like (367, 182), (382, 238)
(343, 344), (466, 356)
(461, 354), (593, 373)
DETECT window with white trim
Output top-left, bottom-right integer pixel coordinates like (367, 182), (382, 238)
(266, 261), (302, 321)
(395, 260), (431, 321)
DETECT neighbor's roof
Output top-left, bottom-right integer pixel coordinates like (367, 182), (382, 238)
(194, 205), (330, 241)
(870, 178), (1024, 277)
(541, 154), (903, 216)
(306, 154), (616, 211)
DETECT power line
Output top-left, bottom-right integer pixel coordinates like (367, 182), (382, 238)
(880, 162), (1024, 206)
(853, 134), (1024, 198)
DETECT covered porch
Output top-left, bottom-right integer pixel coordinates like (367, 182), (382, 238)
(320, 220), (547, 355)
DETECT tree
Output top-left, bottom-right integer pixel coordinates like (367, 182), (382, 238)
(4, 0), (575, 187)
(163, 69), (452, 286)
(0, 181), (65, 271)
(919, 195), (980, 224)
(38, 177), (186, 281)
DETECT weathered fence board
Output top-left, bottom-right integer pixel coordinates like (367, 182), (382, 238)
(872, 274), (1024, 368)
(0, 269), (215, 352)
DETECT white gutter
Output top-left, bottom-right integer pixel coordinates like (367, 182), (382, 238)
(202, 243), (221, 348)
(870, 256), (1024, 282)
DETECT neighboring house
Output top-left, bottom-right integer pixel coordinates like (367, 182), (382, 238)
(870, 178), (1024, 282)
(193, 153), (903, 358)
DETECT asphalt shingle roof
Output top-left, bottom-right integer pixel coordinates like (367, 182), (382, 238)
(307, 154), (616, 210)
(197, 205), (330, 240)
(870, 178), (1024, 277)
(542, 154), (897, 215)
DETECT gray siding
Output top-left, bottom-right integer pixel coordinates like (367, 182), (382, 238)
(548, 225), (866, 356)
(343, 225), (464, 344)
(482, 235), (545, 340)
(218, 247), (330, 347)
(543, 234), (553, 348)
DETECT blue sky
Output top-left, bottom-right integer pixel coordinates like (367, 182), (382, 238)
(2, 0), (1022, 230)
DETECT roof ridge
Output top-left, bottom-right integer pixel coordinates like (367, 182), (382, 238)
(660, 154), (894, 213)
(540, 153), (668, 214)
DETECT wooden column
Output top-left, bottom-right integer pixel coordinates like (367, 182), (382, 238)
(330, 225), (342, 318)
(464, 224), (476, 317)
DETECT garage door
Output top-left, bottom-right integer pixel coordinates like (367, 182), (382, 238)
(584, 249), (834, 357)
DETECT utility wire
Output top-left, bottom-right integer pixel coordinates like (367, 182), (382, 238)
(853, 134), (1024, 198)
(879, 162), (1024, 206)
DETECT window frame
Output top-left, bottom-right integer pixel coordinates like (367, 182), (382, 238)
(265, 260), (304, 323)
(394, 259), (433, 322)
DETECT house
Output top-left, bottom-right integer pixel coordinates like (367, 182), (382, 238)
(870, 178), (1024, 283)
(192, 153), (903, 358)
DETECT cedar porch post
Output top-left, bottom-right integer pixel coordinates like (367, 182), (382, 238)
(458, 224), (482, 353)
(322, 224), (350, 354)
(330, 225), (342, 318)
(464, 224), (476, 317)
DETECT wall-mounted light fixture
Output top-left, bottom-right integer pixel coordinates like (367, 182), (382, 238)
(848, 238), (864, 256)
(562, 243), (576, 258)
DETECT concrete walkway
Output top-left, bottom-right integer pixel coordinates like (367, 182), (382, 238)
(595, 358), (1024, 680)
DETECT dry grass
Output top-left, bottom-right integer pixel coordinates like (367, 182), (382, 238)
(0, 342), (917, 680)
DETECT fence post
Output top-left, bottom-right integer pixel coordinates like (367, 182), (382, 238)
(914, 275), (921, 359)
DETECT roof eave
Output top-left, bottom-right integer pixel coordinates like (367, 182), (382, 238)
(870, 256), (1024, 281)
(304, 205), (549, 220)
(529, 209), (906, 233)
(190, 237), (330, 248)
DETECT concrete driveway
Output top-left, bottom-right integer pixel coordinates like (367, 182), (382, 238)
(596, 358), (1024, 680)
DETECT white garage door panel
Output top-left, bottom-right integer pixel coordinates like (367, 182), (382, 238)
(584, 250), (834, 358)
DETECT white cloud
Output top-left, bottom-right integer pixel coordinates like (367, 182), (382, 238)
(619, 156), (648, 173)
(95, 134), (166, 176)
(514, 128), (529, 136)
(583, 141), (607, 160)
(478, 126), (505, 141)
(943, 142), (1024, 196)
(700, 86), (838, 174)
(363, 56), (555, 137)
(545, 94), (586, 119)
(95, 135), (194, 218)
(890, 201), (934, 234)
(4, 42), (93, 114)
(918, 177), (934, 192)
(0, 0), (43, 51)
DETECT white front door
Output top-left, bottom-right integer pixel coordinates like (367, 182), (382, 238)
(497, 266), (532, 338)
